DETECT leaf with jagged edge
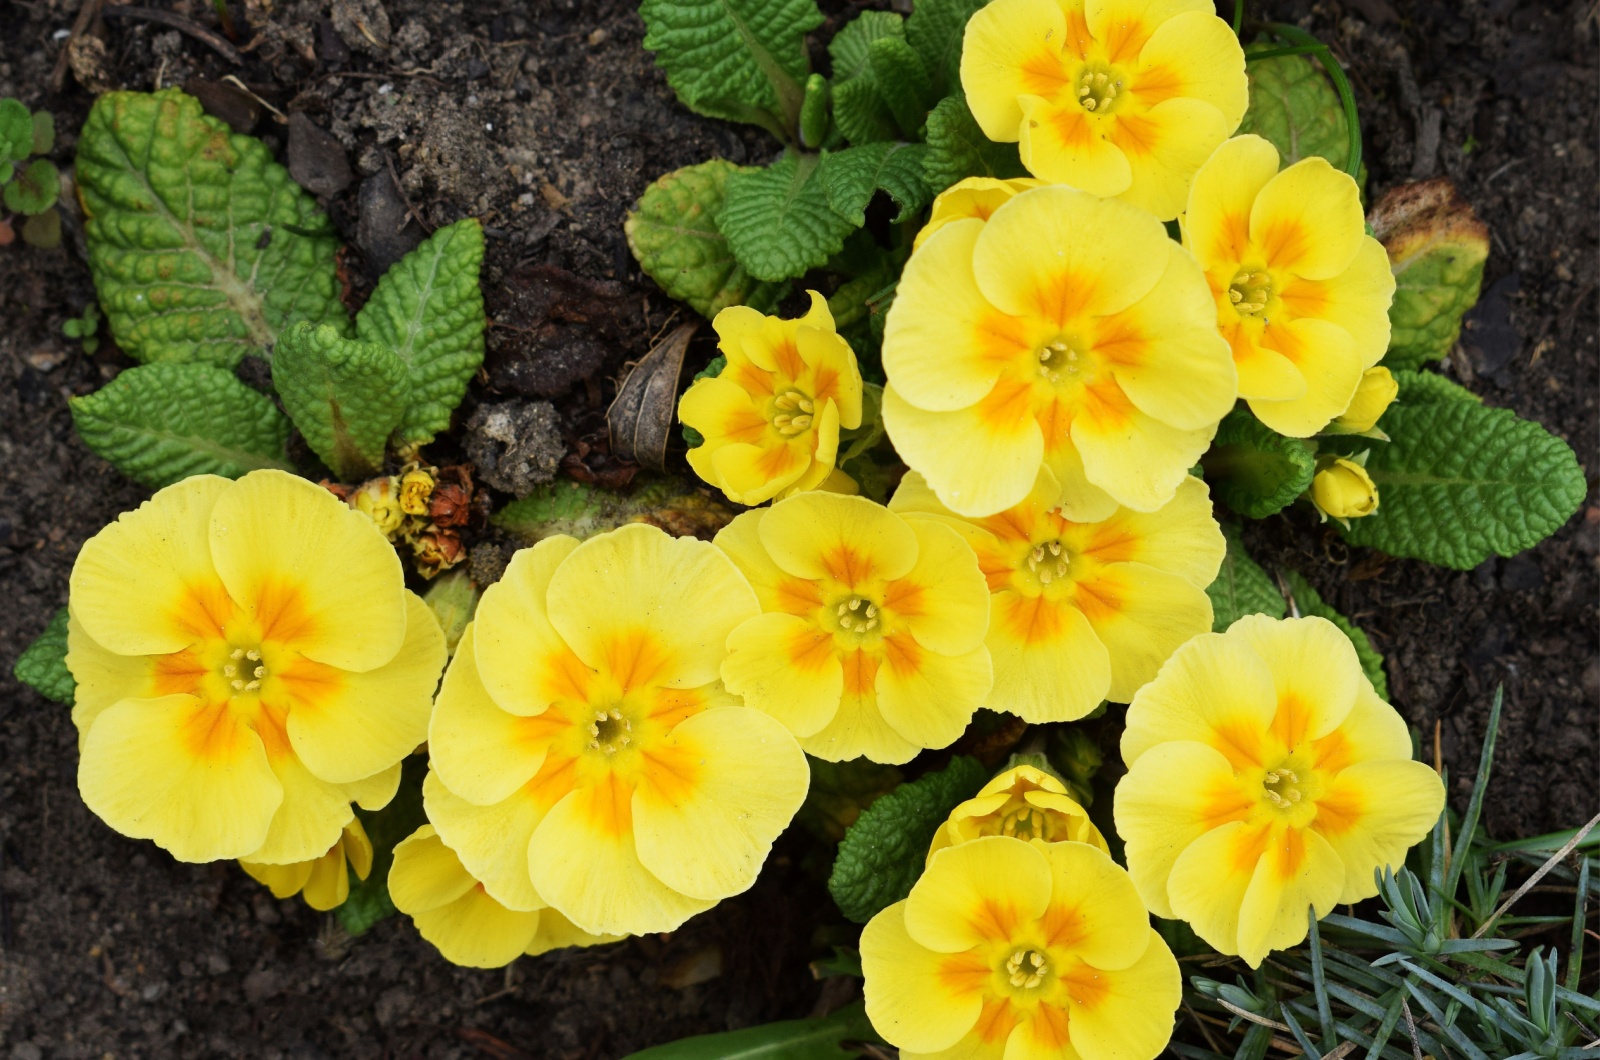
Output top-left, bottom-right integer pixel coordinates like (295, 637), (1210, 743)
(1206, 522), (1286, 632)
(820, 142), (932, 225)
(354, 219), (485, 445)
(1330, 399), (1585, 570)
(75, 89), (345, 368)
(639, 0), (823, 138)
(69, 363), (294, 488)
(718, 152), (858, 283)
(625, 160), (788, 319)
(829, 9), (903, 82)
(905, 0), (987, 97)
(13, 608), (74, 706)
(272, 321), (407, 480)
(827, 10), (903, 145)
(1282, 570), (1388, 699)
(1392, 368), (1482, 407)
(1202, 408), (1317, 520)
(922, 94), (1027, 192)
(1239, 53), (1353, 169)
(828, 755), (988, 923)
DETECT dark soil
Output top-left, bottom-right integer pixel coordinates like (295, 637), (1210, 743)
(1, 0), (1595, 1056)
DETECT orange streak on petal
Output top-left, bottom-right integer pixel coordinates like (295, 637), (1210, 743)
(1059, 960), (1112, 1010)
(1310, 727), (1357, 775)
(771, 339), (805, 381)
(881, 577), (927, 620)
(811, 365), (841, 406)
(975, 311), (1037, 371)
(1069, 572), (1124, 625)
(974, 996), (1019, 1045)
(1313, 787), (1363, 839)
(578, 771), (635, 840)
(1270, 693), (1314, 752)
(822, 545), (877, 588)
(977, 376), (1039, 436)
(787, 625), (837, 674)
(936, 949), (992, 998)
(1269, 826), (1309, 881)
(1075, 377), (1136, 434)
(1026, 1001), (1073, 1051)
(649, 686), (706, 730)
(541, 647), (596, 705)
(775, 576), (824, 616)
(640, 740), (700, 806)
(881, 632), (924, 680)
(274, 653), (345, 714)
(839, 648), (879, 698)
(525, 752), (580, 811)
(720, 405), (769, 446)
(1229, 820), (1274, 876)
(1104, 109), (1160, 161)
(252, 578), (319, 648)
(996, 593), (1068, 647)
(151, 649), (207, 697)
(251, 699), (294, 759)
(1207, 720), (1268, 772)
(170, 579), (234, 641)
(1018, 49), (1074, 100)
(969, 897), (1025, 943)
(178, 699), (249, 761)
(603, 628), (673, 694)
(725, 362), (775, 399)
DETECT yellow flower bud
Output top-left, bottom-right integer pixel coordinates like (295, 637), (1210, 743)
(1333, 367), (1399, 432)
(1311, 456), (1379, 520)
(351, 476), (406, 538)
(398, 468), (436, 515)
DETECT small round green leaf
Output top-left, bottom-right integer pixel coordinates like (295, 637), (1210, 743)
(3, 158), (59, 214)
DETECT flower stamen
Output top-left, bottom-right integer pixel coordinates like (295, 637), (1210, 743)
(1228, 268), (1274, 318)
(834, 595), (881, 634)
(1004, 948), (1051, 989)
(1076, 67), (1123, 113)
(771, 389), (817, 437)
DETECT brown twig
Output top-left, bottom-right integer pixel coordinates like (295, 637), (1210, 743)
(49, 0), (105, 92)
(384, 151), (433, 236)
(1401, 999), (1425, 1060)
(102, 4), (244, 65)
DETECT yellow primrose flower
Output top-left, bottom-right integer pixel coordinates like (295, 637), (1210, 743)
(1183, 135), (1397, 437)
(241, 817), (374, 912)
(882, 185), (1236, 520)
(65, 471), (446, 865)
(961, 0), (1247, 220)
(912, 175), (1046, 252)
(717, 492), (992, 765)
(862, 836), (1181, 1060)
(928, 764), (1107, 860)
(389, 825), (617, 968)
(890, 468), (1223, 721)
(1332, 367), (1399, 433)
(423, 524), (809, 937)
(679, 291), (864, 505)
(1114, 615), (1445, 967)
(1311, 455), (1379, 521)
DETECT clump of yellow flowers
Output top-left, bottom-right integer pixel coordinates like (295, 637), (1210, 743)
(1115, 616), (1444, 966)
(66, 470), (446, 864)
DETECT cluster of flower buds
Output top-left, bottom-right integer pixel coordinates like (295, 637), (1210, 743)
(324, 463), (486, 578)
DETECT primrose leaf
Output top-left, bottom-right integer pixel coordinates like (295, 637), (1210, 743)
(75, 89), (344, 368)
(905, 0), (987, 96)
(272, 321), (408, 480)
(869, 35), (936, 138)
(2, 158), (58, 214)
(13, 608), (74, 706)
(1331, 399), (1585, 569)
(1206, 523), (1286, 632)
(1239, 53), (1353, 169)
(922, 94), (1027, 192)
(1202, 409), (1317, 520)
(820, 142), (932, 226)
(354, 218), (485, 446)
(639, 0), (823, 137)
(0, 98), (31, 161)
(493, 476), (735, 545)
(619, 1001), (881, 1060)
(718, 153), (858, 283)
(625, 160), (787, 319)
(827, 11), (904, 146)
(1392, 368), (1482, 407)
(1281, 570), (1388, 698)
(828, 9), (903, 82)
(70, 363), (294, 488)
(828, 755), (988, 923)
(1370, 179), (1491, 371)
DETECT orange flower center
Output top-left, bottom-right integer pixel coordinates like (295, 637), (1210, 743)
(770, 388), (816, 437)
(1003, 947), (1052, 990)
(1228, 266), (1274, 317)
(1074, 62), (1125, 114)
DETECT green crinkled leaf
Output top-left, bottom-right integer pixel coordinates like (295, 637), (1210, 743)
(828, 755), (988, 923)
(639, 0), (823, 137)
(905, 0), (987, 97)
(625, 160), (787, 319)
(354, 218), (485, 445)
(1282, 570), (1388, 698)
(1393, 369), (1482, 406)
(828, 9), (903, 82)
(869, 35), (936, 138)
(1202, 408), (1318, 519)
(0, 98), (31, 161)
(336, 756), (427, 936)
(70, 363), (294, 489)
(1206, 523), (1286, 632)
(272, 321), (407, 480)
(13, 608), (74, 705)
(620, 1002), (881, 1060)
(830, 77), (900, 147)
(75, 89), (345, 368)
(1373, 182), (1491, 371)
(820, 142), (932, 225)
(3, 158), (58, 214)
(719, 153), (858, 283)
(922, 94), (1027, 193)
(1332, 400), (1586, 570)
(1239, 53), (1354, 169)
